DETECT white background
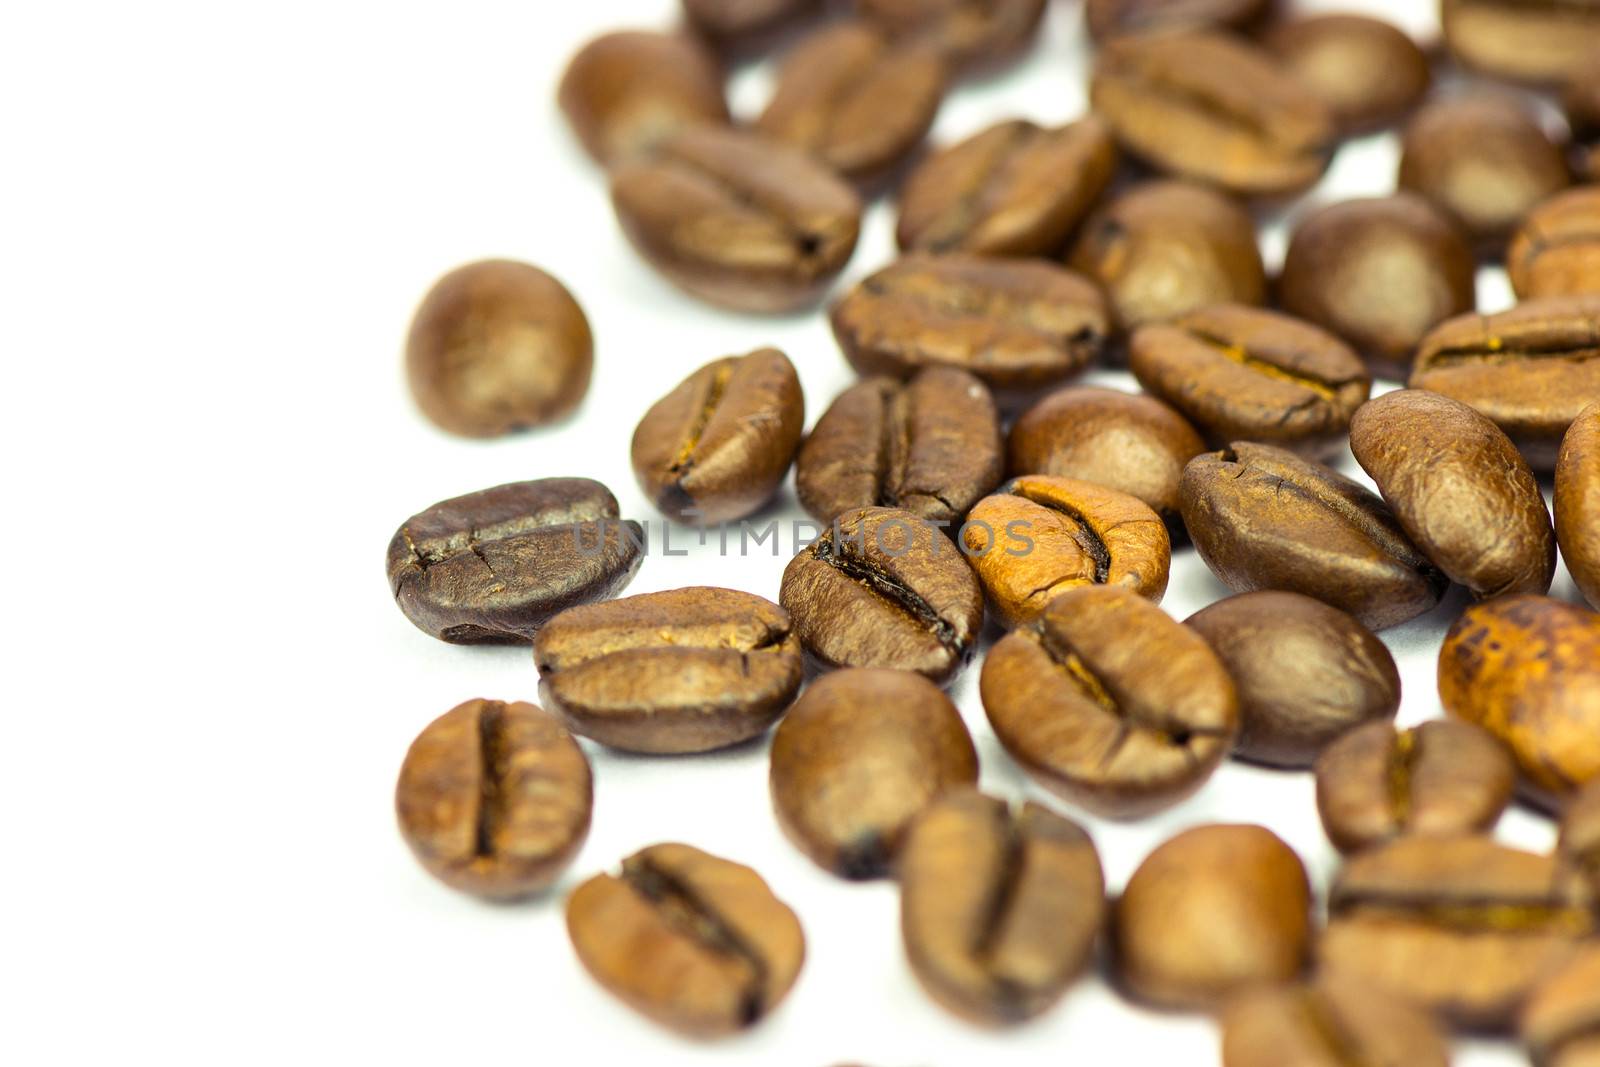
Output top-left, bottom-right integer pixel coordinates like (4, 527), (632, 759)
(2, 1), (1589, 1063)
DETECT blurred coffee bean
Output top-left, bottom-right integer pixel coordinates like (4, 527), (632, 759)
(682, 0), (819, 41)
(1441, 0), (1600, 84)
(856, 0), (1047, 69)
(1263, 14), (1431, 132)
(1521, 944), (1600, 1067)
(1561, 779), (1600, 893)
(558, 31), (729, 166)
(1221, 974), (1450, 1067)
(1569, 64), (1600, 179)
(1556, 403), (1600, 609)
(1510, 188), (1600, 299)
(1085, 0), (1270, 42)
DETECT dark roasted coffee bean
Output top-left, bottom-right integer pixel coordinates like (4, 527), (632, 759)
(1322, 835), (1597, 1029)
(1510, 188), (1600, 299)
(1410, 297), (1600, 468)
(631, 347), (804, 524)
(780, 505), (983, 684)
(533, 587), (802, 755)
(1007, 386), (1205, 522)
(566, 843), (804, 1037)
(1351, 389), (1556, 597)
(965, 475), (1171, 629)
(857, 0), (1046, 68)
(1130, 304), (1371, 460)
(387, 479), (643, 645)
(769, 668), (978, 878)
(1222, 974), (1450, 1067)
(1569, 65), (1600, 180)
(682, 0), (818, 41)
(1279, 194), (1476, 379)
(1085, 0), (1270, 41)
(1440, 595), (1600, 806)
(981, 585), (1238, 817)
(395, 699), (592, 900)
(610, 125), (862, 313)
(1522, 944), (1600, 1067)
(405, 260), (592, 438)
(1314, 719), (1516, 855)
(1090, 31), (1334, 197)
(900, 790), (1105, 1024)
(1069, 180), (1266, 331)
(756, 20), (946, 181)
(796, 367), (1002, 526)
(1557, 403), (1600, 609)
(1180, 443), (1447, 631)
(896, 117), (1118, 257)
(1115, 825), (1312, 1009)
(830, 253), (1109, 392)
(558, 31), (729, 166)
(1561, 780), (1600, 894)
(1263, 14), (1431, 132)
(1185, 591), (1400, 769)
(1441, 0), (1600, 84)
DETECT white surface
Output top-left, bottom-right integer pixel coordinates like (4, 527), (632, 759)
(3, 1), (1586, 1063)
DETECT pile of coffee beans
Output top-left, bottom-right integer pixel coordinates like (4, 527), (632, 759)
(387, 1), (1600, 1060)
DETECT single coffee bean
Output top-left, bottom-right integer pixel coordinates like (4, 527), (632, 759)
(1069, 180), (1266, 331)
(1510, 188), (1600, 299)
(856, 0), (1047, 69)
(682, 0), (818, 41)
(1569, 65), (1600, 180)
(830, 253), (1110, 392)
(1085, 0), (1270, 42)
(1557, 403), (1600, 609)
(1263, 14), (1431, 133)
(1180, 443), (1448, 632)
(1322, 835), (1597, 1029)
(1090, 31), (1334, 197)
(1441, 0), (1600, 84)
(387, 478), (643, 645)
(780, 505), (983, 684)
(557, 31), (729, 166)
(1115, 825), (1312, 1009)
(756, 21), (946, 182)
(1130, 304), (1372, 460)
(899, 790), (1105, 1024)
(1221, 974), (1450, 1067)
(1522, 945), (1600, 1067)
(395, 699), (593, 900)
(769, 668), (977, 878)
(1410, 297), (1600, 469)
(405, 260), (592, 438)
(610, 125), (862, 313)
(1351, 389), (1557, 598)
(1399, 95), (1571, 248)
(796, 367), (1003, 526)
(964, 475), (1171, 629)
(1279, 194), (1476, 379)
(1185, 591), (1401, 769)
(566, 843), (804, 1037)
(1439, 594), (1600, 806)
(533, 587), (802, 755)
(895, 117), (1118, 257)
(631, 347), (805, 525)
(1314, 719), (1517, 855)
(981, 585), (1238, 817)
(1007, 386), (1205, 523)
(1561, 779), (1600, 894)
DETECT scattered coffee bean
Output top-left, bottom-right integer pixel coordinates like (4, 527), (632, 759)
(1561, 779), (1600, 894)
(1221, 974), (1450, 1067)
(1441, 0), (1600, 84)
(1521, 944), (1600, 1067)
(1263, 14), (1431, 132)
(558, 31), (729, 166)
(682, 0), (818, 41)
(857, 0), (1047, 69)
(1569, 65), (1600, 180)
(1557, 403), (1600, 609)
(1085, 0), (1269, 41)
(1510, 188), (1600, 299)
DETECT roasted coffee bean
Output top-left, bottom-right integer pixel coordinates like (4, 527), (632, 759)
(1561, 780), (1600, 893)
(558, 31), (729, 166)
(1185, 591), (1400, 769)
(1510, 188), (1600, 299)
(1557, 403), (1600, 609)
(1440, 594), (1600, 806)
(533, 587), (802, 755)
(1085, 0), (1270, 41)
(1090, 31), (1334, 197)
(769, 669), (978, 878)
(1322, 835), (1597, 1029)
(387, 479), (643, 645)
(796, 367), (1002, 526)
(756, 21), (946, 181)
(1314, 719), (1517, 855)
(964, 475), (1171, 629)
(1569, 65), (1600, 180)
(1410, 298), (1600, 468)
(1221, 974), (1450, 1067)
(1522, 944), (1600, 1067)
(895, 117), (1118, 257)
(1351, 389), (1557, 598)
(1007, 386), (1205, 523)
(682, 0), (818, 41)
(856, 0), (1047, 68)
(1069, 180), (1266, 331)
(1130, 304), (1371, 460)
(566, 843), (804, 1037)
(610, 125), (862, 313)
(830, 253), (1109, 392)
(1180, 443), (1448, 632)
(981, 585), (1238, 817)
(780, 505), (983, 684)
(1441, 0), (1600, 84)
(899, 790), (1105, 1024)
(395, 699), (592, 900)
(405, 260), (592, 438)
(1263, 14), (1431, 132)
(1279, 194), (1476, 379)
(1399, 95), (1571, 247)
(1114, 825), (1312, 1009)
(631, 347), (805, 525)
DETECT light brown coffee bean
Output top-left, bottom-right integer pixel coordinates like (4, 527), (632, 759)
(558, 31), (729, 166)
(1561, 779), (1600, 894)
(1510, 187), (1600, 299)
(1522, 944), (1600, 1067)
(1441, 0), (1600, 84)
(1263, 14), (1431, 132)
(682, 0), (819, 41)
(1085, 0), (1270, 42)
(1222, 974), (1450, 1067)
(1557, 403), (1600, 609)
(857, 0), (1047, 69)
